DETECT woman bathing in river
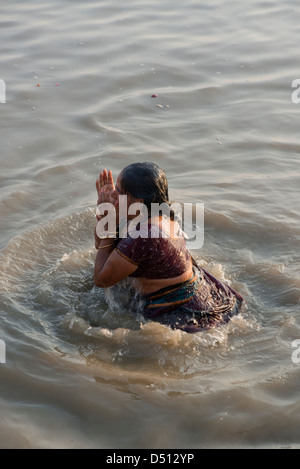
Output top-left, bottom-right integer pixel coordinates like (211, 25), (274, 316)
(94, 162), (243, 333)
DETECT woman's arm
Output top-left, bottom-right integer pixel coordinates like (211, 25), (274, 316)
(94, 247), (137, 288)
(94, 226), (101, 249)
(94, 168), (137, 288)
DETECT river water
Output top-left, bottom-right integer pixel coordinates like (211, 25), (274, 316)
(0, 0), (300, 449)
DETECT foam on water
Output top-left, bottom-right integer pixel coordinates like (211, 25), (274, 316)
(0, 207), (258, 377)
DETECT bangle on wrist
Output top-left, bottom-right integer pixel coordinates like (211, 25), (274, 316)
(97, 242), (114, 250)
(97, 232), (117, 239)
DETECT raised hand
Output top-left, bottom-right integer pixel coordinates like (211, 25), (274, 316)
(96, 169), (116, 205)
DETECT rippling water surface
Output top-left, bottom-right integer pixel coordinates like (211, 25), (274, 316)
(1, 0), (300, 449)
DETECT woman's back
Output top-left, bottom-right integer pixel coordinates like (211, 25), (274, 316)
(116, 217), (194, 293)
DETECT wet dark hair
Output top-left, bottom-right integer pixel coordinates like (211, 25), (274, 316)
(120, 162), (175, 220)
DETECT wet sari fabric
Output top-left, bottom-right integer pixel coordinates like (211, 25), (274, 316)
(116, 222), (243, 332)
